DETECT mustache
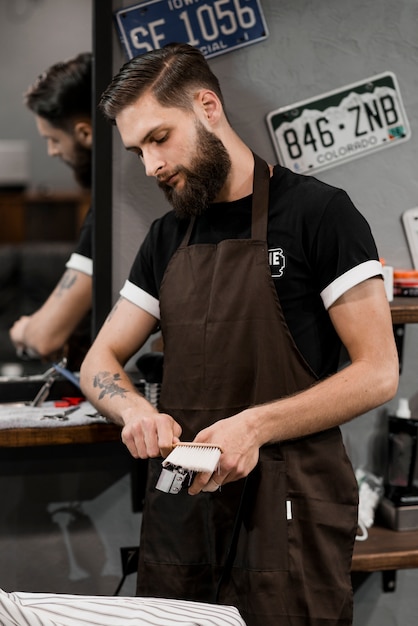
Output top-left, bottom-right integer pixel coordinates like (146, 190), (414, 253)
(157, 173), (176, 187)
(157, 167), (188, 188)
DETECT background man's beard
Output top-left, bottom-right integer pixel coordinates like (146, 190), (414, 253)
(158, 124), (231, 219)
(72, 143), (92, 190)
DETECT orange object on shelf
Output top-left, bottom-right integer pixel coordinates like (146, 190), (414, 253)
(393, 269), (418, 296)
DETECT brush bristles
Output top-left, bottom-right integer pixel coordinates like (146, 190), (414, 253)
(163, 443), (222, 473)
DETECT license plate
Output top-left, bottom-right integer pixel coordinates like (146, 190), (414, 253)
(266, 72), (411, 175)
(114, 0), (268, 60)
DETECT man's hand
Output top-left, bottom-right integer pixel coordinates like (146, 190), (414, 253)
(9, 315), (31, 350)
(188, 412), (260, 495)
(121, 409), (182, 460)
(10, 314), (67, 362)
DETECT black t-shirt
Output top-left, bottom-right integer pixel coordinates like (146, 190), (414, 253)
(122, 165), (381, 378)
(75, 205), (93, 259)
(65, 206), (93, 275)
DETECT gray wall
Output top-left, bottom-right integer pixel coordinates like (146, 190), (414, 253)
(111, 0), (418, 282)
(110, 0), (418, 623)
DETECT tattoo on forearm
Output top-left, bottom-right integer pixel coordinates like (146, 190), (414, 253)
(55, 271), (77, 297)
(93, 371), (129, 400)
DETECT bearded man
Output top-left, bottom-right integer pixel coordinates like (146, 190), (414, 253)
(80, 44), (398, 626)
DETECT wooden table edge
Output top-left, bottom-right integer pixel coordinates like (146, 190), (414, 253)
(0, 422), (122, 447)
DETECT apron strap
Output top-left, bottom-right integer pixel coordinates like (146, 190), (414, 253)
(251, 153), (271, 241)
(180, 216), (196, 248)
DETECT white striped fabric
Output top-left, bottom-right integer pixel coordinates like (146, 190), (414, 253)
(0, 589), (246, 626)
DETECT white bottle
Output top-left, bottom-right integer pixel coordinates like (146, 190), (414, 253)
(381, 262), (394, 302)
(396, 397), (411, 419)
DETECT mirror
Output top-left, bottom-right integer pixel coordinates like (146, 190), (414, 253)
(0, 0), (93, 376)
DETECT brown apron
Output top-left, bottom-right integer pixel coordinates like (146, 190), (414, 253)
(137, 155), (358, 626)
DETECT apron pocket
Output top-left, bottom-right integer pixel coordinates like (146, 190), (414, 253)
(284, 494), (357, 621)
(235, 451), (289, 572)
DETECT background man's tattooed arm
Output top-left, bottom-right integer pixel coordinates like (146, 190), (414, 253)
(54, 269), (77, 298)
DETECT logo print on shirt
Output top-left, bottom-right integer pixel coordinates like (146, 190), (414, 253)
(268, 247), (286, 278)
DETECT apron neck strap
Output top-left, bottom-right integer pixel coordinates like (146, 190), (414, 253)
(251, 152), (270, 241)
(181, 215), (196, 248)
(180, 152), (271, 247)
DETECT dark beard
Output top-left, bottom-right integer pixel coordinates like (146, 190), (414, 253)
(72, 142), (92, 190)
(157, 122), (231, 219)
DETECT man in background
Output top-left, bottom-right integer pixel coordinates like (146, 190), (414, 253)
(10, 52), (93, 368)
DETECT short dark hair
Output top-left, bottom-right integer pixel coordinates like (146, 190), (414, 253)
(99, 43), (224, 123)
(25, 52), (92, 131)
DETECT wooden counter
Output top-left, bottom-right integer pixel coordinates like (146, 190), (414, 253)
(0, 421), (122, 448)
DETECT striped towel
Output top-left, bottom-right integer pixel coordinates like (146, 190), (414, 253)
(0, 589), (246, 626)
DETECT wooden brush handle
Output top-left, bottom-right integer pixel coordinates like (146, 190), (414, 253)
(174, 442), (222, 452)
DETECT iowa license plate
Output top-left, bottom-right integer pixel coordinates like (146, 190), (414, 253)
(267, 72), (411, 175)
(115, 0), (268, 60)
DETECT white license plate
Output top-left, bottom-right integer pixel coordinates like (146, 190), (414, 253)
(115, 0), (268, 60)
(266, 72), (411, 175)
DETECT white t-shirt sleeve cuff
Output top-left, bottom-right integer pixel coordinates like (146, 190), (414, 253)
(120, 280), (161, 320)
(65, 253), (93, 276)
(321, 260), (383, 309)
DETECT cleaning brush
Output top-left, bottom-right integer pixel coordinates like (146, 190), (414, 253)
(163, 442), (222, 473)
(156, 443), (222, 494)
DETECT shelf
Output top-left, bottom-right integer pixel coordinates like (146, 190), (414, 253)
(352, 524), (418, 572)
(390, 297), (418, 325)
